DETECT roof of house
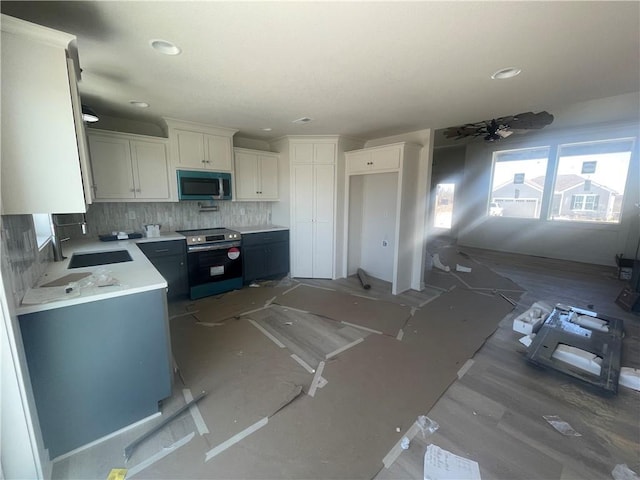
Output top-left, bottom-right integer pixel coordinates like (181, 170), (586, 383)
(530, 174), (618, 194)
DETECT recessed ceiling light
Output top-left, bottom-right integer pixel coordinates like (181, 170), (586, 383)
(261, 127), (272, 132)
(150, 39), (181, 55)
(491, 67), (521, 80)
(129, 100), (150, 108)
(81, 105), (99, 123)
(292, 117), (313, 124)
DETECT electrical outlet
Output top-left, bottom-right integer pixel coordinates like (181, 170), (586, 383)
(382, 240), (388, 247)
(127, 211), (136, 220)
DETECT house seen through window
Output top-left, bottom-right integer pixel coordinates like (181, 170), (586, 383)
(489, 147), (549, 219)
(550, 139), (632, 223)
(489, 138), (634, 224)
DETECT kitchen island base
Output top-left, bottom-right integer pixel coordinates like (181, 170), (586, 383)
(19, 288), (172, 459)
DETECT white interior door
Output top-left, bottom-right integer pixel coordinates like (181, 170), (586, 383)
(313, 164), (335, 278)
(292, 164), (314, 277)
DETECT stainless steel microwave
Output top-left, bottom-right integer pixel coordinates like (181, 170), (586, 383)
(177, 170), (232, 200)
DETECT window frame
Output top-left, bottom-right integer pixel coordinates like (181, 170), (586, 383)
(486, 128), (636, 227)
(32, 213), (53, 250)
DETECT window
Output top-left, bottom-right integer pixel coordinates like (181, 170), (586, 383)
(550, 139), (633, 224)
(32, 214), (53, 249)
(489, 147), (550, 218)
(488, 136), (634, 224)
(571, 194), (599, 211)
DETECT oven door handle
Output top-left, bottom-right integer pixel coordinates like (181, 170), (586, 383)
(186, 241), (241, 253)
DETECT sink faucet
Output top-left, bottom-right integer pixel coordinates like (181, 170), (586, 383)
(51, 213), (87, 261)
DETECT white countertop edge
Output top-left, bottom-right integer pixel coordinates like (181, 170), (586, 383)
(18, 238), (170, 315)
(17, 282), (167, 316)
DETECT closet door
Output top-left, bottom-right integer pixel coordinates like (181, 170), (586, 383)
(292, 164), (314, 277)
(312, 164), (335, 278)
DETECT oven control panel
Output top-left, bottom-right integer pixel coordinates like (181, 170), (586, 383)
(177, 228), (241, 245)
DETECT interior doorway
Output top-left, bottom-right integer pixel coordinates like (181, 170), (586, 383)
(433, 183), (455, 230)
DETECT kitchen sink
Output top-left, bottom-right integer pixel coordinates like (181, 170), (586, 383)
(68, 250), (133, 269)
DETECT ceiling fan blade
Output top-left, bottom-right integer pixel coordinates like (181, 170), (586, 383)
(508, 111), (554, 130)
(443, 110), (554, 141)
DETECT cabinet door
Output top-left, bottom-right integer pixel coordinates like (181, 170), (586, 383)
(1, 25), (86, 214)
(131, 141), (170, 200)
(234, 151), (260, 200)
(265, 241), (290, 277)
(292, 143), (314, 164)
(371, 146), (401, 171)
(152, 255), (188, 300)
(313, 164), (335, 278)
(258, 155), (279, 200)
(242, 244), (267, 284)
(175, 130), (206, 168)
(205, 134), (233, 171)
(346, 151), (372, 174)
(314, 143), (336, 164)
(292, 164), (314, 277)
(89, 135), (135, 199)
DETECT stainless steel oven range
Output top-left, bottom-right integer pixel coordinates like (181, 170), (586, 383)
(176, 228), (242, 299)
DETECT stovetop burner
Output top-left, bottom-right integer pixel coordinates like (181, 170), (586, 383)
(176, 227), (241, 245)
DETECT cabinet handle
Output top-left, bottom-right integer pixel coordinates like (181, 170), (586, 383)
(201, 160), (206, 163)
(155, 249), (169, 253)
(130, 188), (135, 192)
(136, 188), (141, 193)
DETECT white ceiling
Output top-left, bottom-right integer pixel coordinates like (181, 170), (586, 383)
(2, 1), (639, 142)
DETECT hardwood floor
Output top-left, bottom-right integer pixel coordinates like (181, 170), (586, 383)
(376, 247), (640, 480)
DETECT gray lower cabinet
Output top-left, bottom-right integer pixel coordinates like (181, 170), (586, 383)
(138, 240), (188, 300)
(242, 230), (290, 284)
(18, 289), (172, 458)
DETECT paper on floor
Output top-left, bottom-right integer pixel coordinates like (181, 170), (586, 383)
(543, 415), (582, 436)
(619, 367), (640, 391)
(423, 444), (481, 480)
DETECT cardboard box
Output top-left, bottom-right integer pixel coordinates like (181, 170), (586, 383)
(513, 301), (552, 335)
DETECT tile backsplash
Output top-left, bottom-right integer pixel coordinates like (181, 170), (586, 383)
(1, 215), (52, 306)
(60, 201), (274, 239)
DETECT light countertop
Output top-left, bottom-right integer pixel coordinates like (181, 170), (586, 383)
(17, 228), (288, 315)
(17, 235), (183, 316)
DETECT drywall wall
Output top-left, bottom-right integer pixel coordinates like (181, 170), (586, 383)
(358, 173), (398, 282)
(456, 123), (639, 266)
(90, 114), (166, 137)
(234, 137), (271, 151)
(269, 137), (290, 227)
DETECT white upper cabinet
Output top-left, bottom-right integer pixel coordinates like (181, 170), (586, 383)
(174, 130), (232, 171)
(165, 118), (237, 172)
(88, 130), (171, 202)
(233, 148), (279, 201)
(1, 15), (88, 214)
(346, 144), (401, 174)
(292, 142), (337, 164)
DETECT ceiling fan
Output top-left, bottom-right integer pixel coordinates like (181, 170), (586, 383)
(443, 111), (554, 142)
